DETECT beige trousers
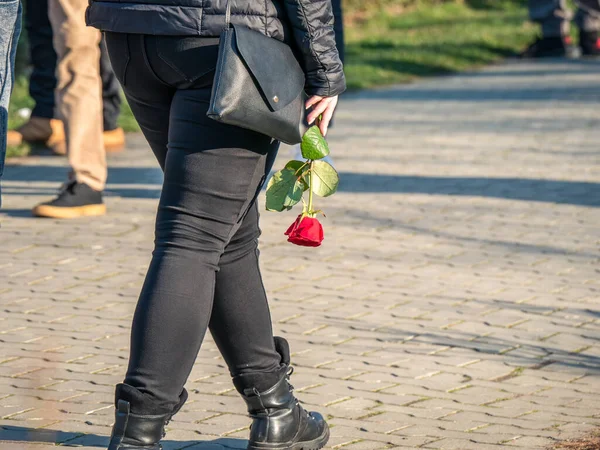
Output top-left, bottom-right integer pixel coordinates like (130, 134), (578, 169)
(48, 0), (107, 192)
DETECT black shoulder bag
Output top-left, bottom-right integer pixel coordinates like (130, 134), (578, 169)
(206, 1), (308, 145)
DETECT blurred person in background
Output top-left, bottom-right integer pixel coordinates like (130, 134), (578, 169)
(0, 0), (21, 207)
(7, 0), (125, 154)
(523, 0), (600, 57)
(29, 0), (120, 218)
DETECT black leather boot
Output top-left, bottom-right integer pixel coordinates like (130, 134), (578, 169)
(233, 337), (329, 450)
(107, 384), (188, 450)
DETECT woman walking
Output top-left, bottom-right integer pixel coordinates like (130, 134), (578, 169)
(85, 0), (345, 448)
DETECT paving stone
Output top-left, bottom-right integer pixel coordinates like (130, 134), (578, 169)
(509, 435), (560, 447)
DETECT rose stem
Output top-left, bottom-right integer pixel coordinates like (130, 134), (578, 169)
(308, 161), (314, 217)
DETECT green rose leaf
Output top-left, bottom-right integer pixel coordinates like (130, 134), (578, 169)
(300, 173), (310, 192)
(283, 178), (305, 208)
(311, 160), (339, 197)
(301, 126), (330, 160)
(285, 160), (310, 191)
(266, 168), (297, 212)
(285, 160), (307, 174)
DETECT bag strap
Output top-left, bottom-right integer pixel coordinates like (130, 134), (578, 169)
(225, 0), (231, 29)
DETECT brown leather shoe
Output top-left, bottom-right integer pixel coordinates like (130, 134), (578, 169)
(103, 127), (126, 152)
(6, 117), (65, 147)
(51, 127), (126, 155)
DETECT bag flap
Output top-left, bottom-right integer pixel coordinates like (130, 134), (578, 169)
(233, 24), (305, 112)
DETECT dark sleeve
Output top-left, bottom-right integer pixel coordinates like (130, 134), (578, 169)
(283, 0), (346, 97)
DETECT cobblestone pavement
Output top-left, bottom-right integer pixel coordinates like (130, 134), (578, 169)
(1, 59), (600, 450)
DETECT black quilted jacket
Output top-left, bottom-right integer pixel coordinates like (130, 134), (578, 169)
(86, 0), (346, 97)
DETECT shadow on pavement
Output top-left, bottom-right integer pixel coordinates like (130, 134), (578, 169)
(0, 425), (246, 449)
(2, 166), (164, 185)
(356, 84), (600, 102)
(0, 208), (32, 217)
(394, 331), (600, 373)
(322, 312), (600, 373)
(343, 58), (600, 102)
(439, 58), (600, 79)
(337, 174), (600, 207)
(339, 209), (600, 258)
(2, 165), (599, 207)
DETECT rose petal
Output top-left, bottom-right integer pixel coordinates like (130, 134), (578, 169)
(287, 216), (324, 247)
(284, 215), (302, 236)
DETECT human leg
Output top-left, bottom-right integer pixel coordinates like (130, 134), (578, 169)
(576, 0), (600, 54)
(6, 0), (65, 148)
(529, 0), (572, 36)
(213, 204), (330, 449)
(0, 0), (21, 205)
(523, 0), (574, 57)
(104, 32), (328, 449)
(98, 36), (126, 151)
(52, 36), (126, 155)
(48, 0), (106, 191)
(33, 0), (107, 218)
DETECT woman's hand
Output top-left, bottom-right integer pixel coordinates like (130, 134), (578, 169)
(306, 95), (339, 137)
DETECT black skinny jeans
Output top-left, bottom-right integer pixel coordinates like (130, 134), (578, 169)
(104, 33), (282, 412)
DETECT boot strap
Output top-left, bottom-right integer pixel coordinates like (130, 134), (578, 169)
(112, 400), (131, 442)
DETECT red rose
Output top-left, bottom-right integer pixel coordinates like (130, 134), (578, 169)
(285, 215), (324, 247)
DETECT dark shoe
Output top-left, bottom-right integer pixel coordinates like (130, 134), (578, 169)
(234, 337), (329, 450)
(108, 384), (188, 450)
(520, 35), (574, 58)
(580, 31), (600, 56)
(32, 181), (106, 218)
(6, 117), (65, 148)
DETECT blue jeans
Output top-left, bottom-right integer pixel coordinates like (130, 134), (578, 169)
(0, 0), (21, 205)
